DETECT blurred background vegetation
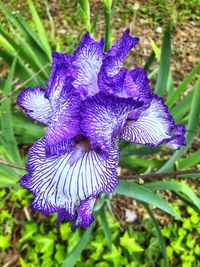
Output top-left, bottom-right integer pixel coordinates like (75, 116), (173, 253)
(0, 0), (199, 266)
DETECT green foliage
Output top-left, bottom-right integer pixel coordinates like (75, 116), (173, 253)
(0, 1), (199, 267)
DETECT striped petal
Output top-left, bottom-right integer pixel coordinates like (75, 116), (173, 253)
(45, 85), (81, 157)
(45, 52), (73, 109)
(120, 95), (186, 148)
(17, 86), (52, 124)
(20, 137), (119, 230)
(80, 92), (143, 155)
(72, 33), (104, 98)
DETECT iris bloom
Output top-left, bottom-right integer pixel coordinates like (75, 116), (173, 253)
(18, 30), (186, 230)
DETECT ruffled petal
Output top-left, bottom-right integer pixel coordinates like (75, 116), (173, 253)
(20, 137), (119, 230)
(45, 85), (81, 157)
(17, 86), (52, 124)
(98, 29), (139, 94)
(72, 33), (104, 98)
(167, 125), (186, 150)
(45, 52), (73, 108)
(104, 29), (139, 76)
(80, 92), (143, 155)
(123, 68), (151, 100)
(120, 95), (186, 148)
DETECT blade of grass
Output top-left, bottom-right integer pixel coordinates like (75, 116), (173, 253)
(61, 222), (95, 267)
(167, 61), (200, 109)
(158, 77), (200, 172)
(1, 57), (21, 164)
(155, 22), (171, 96)
(144, 204), (169, 267)
(115, 180), (181, 220)
(27, 0), (51, 59)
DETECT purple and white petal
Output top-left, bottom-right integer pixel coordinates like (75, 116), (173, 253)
(98, 29), (139, 94)
(45, 52), (74, 108)
(122, 68), (151, 100)
(103, 29), (139, 77)
(80, 92), (143, 155)
(45, 85), (81, 157)
(167, 125), (186, 150)
(72, 33), (104, 98)
(120, 95), (178, 146)
(20, 137), (119, 230)
(17, 87), (52, 124)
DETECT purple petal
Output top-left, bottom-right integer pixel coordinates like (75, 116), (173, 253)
(98, 29), (139, 94)
(17, 86), (52, 124)
(45, 52), (74, 108)
(45, 85), (81, 157)
(72, 33), (104, 98)
(104, 29), (139, 76)
(20, 137), (119, 229)
(167, 125), (186, 149)
(120, 94), (186, 148)
(80, 92), (143, 155)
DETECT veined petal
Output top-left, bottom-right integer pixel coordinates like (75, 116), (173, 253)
(45, 52), (73, 108)
(17, 86), (52, 124)
(98, 29), (139, 94)
(123, 68), (151, 100)
(20, 137), (119, 230)
(80, 92), (143, 155)
(102, 29), (139, 76)
(45, 85), (81, 157)
(72, 32), (104, 98)
(167, 125), (186, 150)
(120, 95), (186, 148)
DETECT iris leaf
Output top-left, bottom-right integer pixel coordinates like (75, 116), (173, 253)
(99, 207), (112, 250)
(61, 222), (95, 267)
(167, 61), (200, 109)
(155, 21), (171, 96)
(115, 180), (181, 220)
(27, 0), (51, 59)
(1, 57), (21, 164)
(144, 204), (169, 267)
(158, 77), (200, 172)
(78, 0), (91, 32)
(145, 181), (200, 211)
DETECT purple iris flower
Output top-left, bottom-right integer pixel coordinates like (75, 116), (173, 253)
(17, 29), (186, 230)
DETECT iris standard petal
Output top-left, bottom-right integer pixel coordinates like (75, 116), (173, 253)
(103, 29), (139, 76)
(98, 29), (139, 94)
(20, 137), (119, 230)
(17, 86), (52, 124)
(80, 92), (143, 155)
(45, 52), (73, 108)
(45, 85), (81, 157)
(72, 32), (104, 98)
(120, 94), (186, 148)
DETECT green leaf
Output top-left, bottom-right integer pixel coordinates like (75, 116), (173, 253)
(155, 22), (171, 96)
(158, 77), (200, 172)
(145, 181), (200, 211)
(115, 180), (181, 220)
(166, 61), (200, 109)
(78, 0), (91, 32)
(99, 207), (112, 250)
(61, 222), (95, 267)
(120, 231), (143, 254)
(179, 150), (200, 169)
(149, 38), (160, 60)
(27, 0), (51, 59)
(1, 57), (21, 164)
(144, 204), (169, 267)
(171, 90), (193, 121)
